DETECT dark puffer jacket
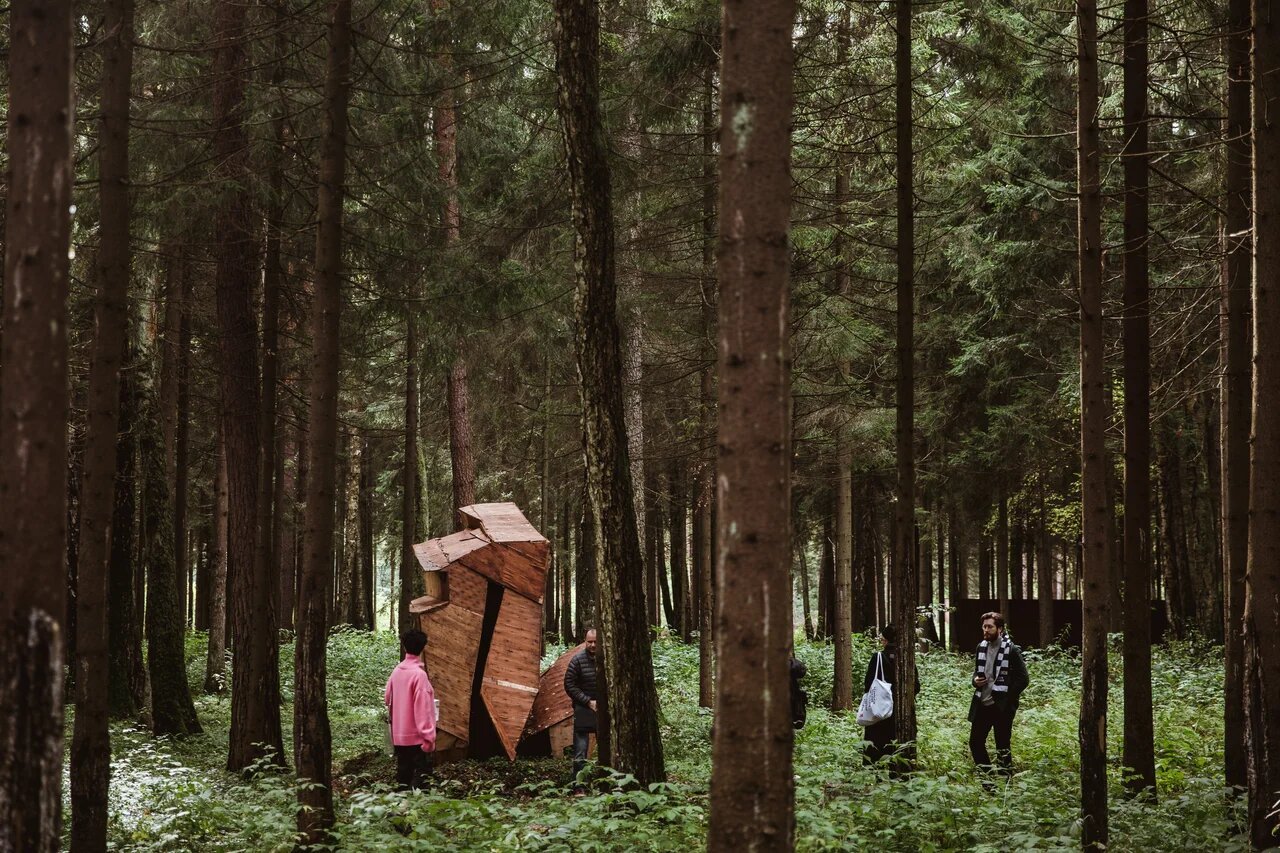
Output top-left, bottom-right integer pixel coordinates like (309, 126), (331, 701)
(563, 649), (598, 732)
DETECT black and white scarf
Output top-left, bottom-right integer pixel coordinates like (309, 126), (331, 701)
(974, 635), (1013, 700)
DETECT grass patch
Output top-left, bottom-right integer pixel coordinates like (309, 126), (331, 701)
(89, 631), (1245, 850)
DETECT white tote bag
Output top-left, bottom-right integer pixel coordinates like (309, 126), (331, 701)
(856, 653), (894, 726)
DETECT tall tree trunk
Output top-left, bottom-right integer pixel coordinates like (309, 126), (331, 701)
(696, 471), (715, 707)
(833, 439), (854, 711)
(212, 0), (284, 772)
(708, 0), (795, 842)
(996, 494), (1009, 615)
(1121, 0), (1155, 792)
(542, 362), (556, 638)
(339, 432), (359, 625)
(891, 0), (919, 760)
(553, 0), (665, 784)
(278, 423), (298, 632)
(799, 532), (814, 640)
(356, 431), (375, 629)
(174, 260), (192, 631)
(296, 0), (351, 840)
(1222, 0), (1252, 788)
(669, 460), (688, 639)
(1157, 426), (1192, 638)
(1246, 0), (1280, 839)
(1039, 496), (1054, 647)
(935, 514), (945, 647)
(71, 1), (133, 841)
(1078, 0), (1110, 838)
(253, 32), (286, 668)
(109, 352), (147, 718)
(561, 492), (575, 643)
(434, 5), (475, 520)
(817, 514), (834, 640)
(697, 61), (717, 696)
(575, 491), (597, 636)
(0, 2), (74, 844)
(401, 311), (419, 630)
(143, 359), (201, 736)
(205, 435), (230, 693)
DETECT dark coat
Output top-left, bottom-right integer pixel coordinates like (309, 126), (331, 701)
(966, 639), (1029, 723)
(563, 649), (598, 732)
(863, 645), (920, 696)
(861, 646), (919, 753)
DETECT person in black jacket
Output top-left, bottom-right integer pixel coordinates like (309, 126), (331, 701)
(967, 611), (1029, 777)
(563, 629), (598, 788)
(861, 624), (919, 767)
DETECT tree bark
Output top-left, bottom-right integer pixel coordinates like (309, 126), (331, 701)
(71, 1), (133, 842)
(1039, 496), (1054, 647)
(696, 469), (714, 707)
(0, 2), (74, 845)
(833, 439), (854, 711)
(355, 431), (375, 629)
(109, 350), (147, 718)
(253, 39), (286, 664)
(708, 0), (796, 843)
(891, 0), (919, 760)
(143, 360), (201, 736)
(561, 492), (575, 643)
(669, 459), (688, 639)
(553, 0), (665, 785)
(575, 491), (597, 636)
(278, 423), (298, 632)
(1078, 0), (1110, 839)
(1222, 0), (1251, 789)
(996, 494), (1009, 615)
(1121, 0), (1156, 793)
(212, 0), (284, 772)
(205, 435), (229, 693)
(401, 309), (419, 631)
(295, 0), (351, 841)
(1246, 0), (1280, 840)
(798, 532), (814, 640)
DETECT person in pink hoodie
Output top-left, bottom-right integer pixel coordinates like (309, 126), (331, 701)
(384, 628), (437, 790)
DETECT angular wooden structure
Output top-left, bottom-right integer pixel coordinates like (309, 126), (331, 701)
(519, 643), (584, 758)
(411, 502), (550, 760)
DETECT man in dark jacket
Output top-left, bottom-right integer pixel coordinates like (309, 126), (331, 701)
(968, 611), (1029, 777)
(563, 628), (598, 788)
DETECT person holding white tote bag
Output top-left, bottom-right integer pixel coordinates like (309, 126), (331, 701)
(857, 624), (919, 767)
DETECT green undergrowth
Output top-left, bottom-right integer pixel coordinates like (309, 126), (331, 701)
(90, 629), (1246, 851)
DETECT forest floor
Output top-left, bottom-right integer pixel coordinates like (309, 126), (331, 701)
(82, 629), (1246, 851)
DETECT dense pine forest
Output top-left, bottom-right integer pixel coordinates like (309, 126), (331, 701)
(0, 0), (1278, 848)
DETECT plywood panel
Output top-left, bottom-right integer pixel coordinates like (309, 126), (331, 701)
(548, 720), (574, 758)
(480, 593), (543, 759)
(459, 543), (546, 604)
(461, 502), (548, 544)
(525, 643), (582, 737)
(419, 603), (484, 744)
(445, 562), (488, 617)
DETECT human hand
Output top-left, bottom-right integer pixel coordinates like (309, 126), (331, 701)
(974, 675), (987, 687)
(589, 700), (597, 712)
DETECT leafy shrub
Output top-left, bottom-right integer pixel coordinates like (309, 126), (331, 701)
(95, 631), (1246, 850)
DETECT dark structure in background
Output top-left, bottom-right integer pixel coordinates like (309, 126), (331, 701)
(949, 600), (1168, 650)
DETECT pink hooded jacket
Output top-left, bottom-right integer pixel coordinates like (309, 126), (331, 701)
(384, 655), (437, 751)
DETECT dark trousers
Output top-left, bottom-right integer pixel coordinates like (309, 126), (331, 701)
(969, 702), (1015, 773)
(394, 744), (432, 790)
(572, 729), (593, 784)
(863, 718), (895, 765)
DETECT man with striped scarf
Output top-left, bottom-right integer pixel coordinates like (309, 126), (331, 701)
(968, 611), (1029, 778)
